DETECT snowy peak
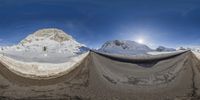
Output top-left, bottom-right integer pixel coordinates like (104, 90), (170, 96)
(18, 28), (84, 53)
(99, 40), (152, 55)
(20, 28), (74, 44)
(34, 28), (73, 42)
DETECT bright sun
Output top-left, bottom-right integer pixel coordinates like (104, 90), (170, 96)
(137, 38), (144, 44)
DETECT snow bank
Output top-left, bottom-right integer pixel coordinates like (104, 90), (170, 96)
(0, 52), (89, 79)
(147, 51), (182, 55)
(192, 51), (200, 60)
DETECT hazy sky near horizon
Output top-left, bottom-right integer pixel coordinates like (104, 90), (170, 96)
(0, 0), (200, 48)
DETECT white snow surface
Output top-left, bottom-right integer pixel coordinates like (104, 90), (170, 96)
(98, 40), (152, 55)
(0, 52), (89, 79)
(147, 51), (183, 55)
(192, 51), (200, 59)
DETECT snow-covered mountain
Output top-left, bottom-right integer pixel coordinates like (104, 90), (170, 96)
(98, 40), (152, 55)
(179, 46), (200, 52)
(156, 46), (176, 52)
(7, 28), (86, 53)
(0, 28), (88, 63)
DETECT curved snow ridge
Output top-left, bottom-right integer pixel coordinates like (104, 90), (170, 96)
(147, 51), (180, 55)
(93, 50), (188, 62)
(0, 52), (89, 80)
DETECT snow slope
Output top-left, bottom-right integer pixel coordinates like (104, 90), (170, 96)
(147, 51), (183, 55)
(98, 40), (152, 55)
(0, 52), (89, 79)
(192, 51), (200, 60)
(0, 28), (88, 63)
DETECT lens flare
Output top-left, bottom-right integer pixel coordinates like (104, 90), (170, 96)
(137, 38), (144, 44)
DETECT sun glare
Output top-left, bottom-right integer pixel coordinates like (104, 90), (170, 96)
(137, 38), (144, 44)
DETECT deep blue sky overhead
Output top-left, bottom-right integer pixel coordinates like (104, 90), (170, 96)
(0, 0), (200, 48)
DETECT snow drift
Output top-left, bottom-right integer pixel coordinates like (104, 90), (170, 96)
(0, 52), (89, 79)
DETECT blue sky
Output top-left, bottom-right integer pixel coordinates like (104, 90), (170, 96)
(0, 0), (200, 48)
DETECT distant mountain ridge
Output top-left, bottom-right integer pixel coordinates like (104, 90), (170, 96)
(98, 40), (152, 55)
(156, 46), (176, 52)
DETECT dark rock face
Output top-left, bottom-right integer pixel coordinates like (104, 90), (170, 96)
(156, 46), (176, 52)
